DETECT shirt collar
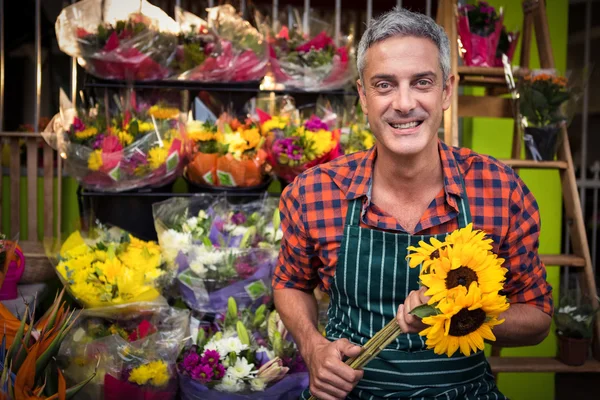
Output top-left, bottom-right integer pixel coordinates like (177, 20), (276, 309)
(346, 140), (465, 212)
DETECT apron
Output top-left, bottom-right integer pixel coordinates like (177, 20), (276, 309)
(301, 177), (507, 400)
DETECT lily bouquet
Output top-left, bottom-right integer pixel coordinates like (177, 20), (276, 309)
(185, 114), (269, 188)
(47, 222), (169, 308)
(55, 0), (179, 80)
(153, 195), (281, 314)
(178, 297), (308, 399)
(457, 1), (504, 67)
(43, 90), (186, 192)
(57, 303), (189, 400)
(173, 5), (267, 82)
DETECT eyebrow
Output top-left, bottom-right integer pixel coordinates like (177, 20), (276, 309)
(369, 71), (438, 83)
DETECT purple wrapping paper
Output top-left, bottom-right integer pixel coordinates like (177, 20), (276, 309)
(178, 372), (309, 400)
(178, 256), (274, 313)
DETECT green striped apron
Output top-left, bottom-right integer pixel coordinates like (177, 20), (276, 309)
(301, 181), (507, 399)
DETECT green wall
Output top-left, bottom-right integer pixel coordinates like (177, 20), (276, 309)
(465, 1), (569, 399)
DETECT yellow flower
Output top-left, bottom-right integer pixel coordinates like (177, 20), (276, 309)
(97, 256), (123, 283)
(241, 128), (261, 149)
(188, 129), (216, 142)
(148, 146), (168, 170)
(419, 242), (507, 305)
(224, 132), (250, 159)
(261, 116), (289, 134)
(138, 121), (155, 133)
(88, 149), (103, 171)
(445, 223), (494, 253)
(420, 282), (509, 357)
(362, 130), (375, 148)
(148, 105), (179, 120)
(75, 127), (98, 139)
(117, 130), (134, 147)
(406, 236), (448, 273)
(304, 129), (336, 158)
(60, 231), (91, 259)
(129, 360), (170, 387)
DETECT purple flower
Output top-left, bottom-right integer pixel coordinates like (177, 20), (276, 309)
(192, 363), (214, 383)
(213, 363), (226, 380)
(304, 115), (329, 132)
(231, 212), (247, 225)
(201, 350), (220, 366)
(92, 134), (105, 149)
(182, 351), (201, 372)
(272, 138), (303, 162)
(235, 262), (255, 279)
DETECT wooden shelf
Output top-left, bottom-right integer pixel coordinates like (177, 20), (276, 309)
(540, 254), (586, 267)
(458, 96), (513, 118)
(457, 66), (528, 78)
(489, 357), (600, 373)
(500, 159), (569, 170)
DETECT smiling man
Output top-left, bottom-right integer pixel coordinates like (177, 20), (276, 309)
(273, 7), (553, 400)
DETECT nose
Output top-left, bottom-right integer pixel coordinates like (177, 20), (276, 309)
(391, 82), (417, 115)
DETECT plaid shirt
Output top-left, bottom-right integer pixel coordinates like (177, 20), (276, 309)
(273, 140), (553, 316)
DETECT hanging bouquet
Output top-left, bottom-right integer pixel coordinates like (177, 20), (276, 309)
(153, 195), (281, 314)
(57, 304), (189, 400)
(185, 115), (269, 188)
(55, 0), (179, 80)
(46, 222), (170, 308)
(457, 1), (504, 67)
(173, 5), (267, 82)
(309, 224), (510, 399)
(178, 297), (308, 399)
(43, 90), (186, 192)
(261, 109), (342, 183)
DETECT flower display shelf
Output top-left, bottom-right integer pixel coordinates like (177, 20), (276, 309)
(488, 357), (600, 373)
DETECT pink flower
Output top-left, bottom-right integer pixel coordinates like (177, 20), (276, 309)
(101, 135), (123, 154)
(104, 31), (120, 52)
(128, 320), (157, 342)
(72, 117), (85, 132)
(277, 26), (290, 40)
(201, 350), (220, 367)
(296, 31), (334, 53)
(213, 364), (226, 380)
(191, 364), (214, 384)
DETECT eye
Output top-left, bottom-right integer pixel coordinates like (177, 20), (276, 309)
(376, 82), (392, 90)
(416, 79), (432, 87)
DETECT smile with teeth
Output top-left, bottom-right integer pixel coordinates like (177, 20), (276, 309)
(389, 121), (422, 129)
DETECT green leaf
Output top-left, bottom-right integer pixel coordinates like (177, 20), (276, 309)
(65, 371), (97, 399)
(240, 226), (257, 249)
(272, 209), (281, 237)
(7, 304), (28, 363)
(253, 305), (266, 328)
(129, 120), (139, 137)
(197, 328), (206, 348)
(410, 304), (441, 319)
(236, 321), (251, 346)
(273, 331), (283, 357)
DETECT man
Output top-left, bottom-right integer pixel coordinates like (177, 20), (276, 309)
(273, 7), (552, 400)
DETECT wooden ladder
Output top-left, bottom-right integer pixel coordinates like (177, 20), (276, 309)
(437, 0), (600, 373)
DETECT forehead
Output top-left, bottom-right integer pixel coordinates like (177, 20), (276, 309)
(363, 36), (441, 78)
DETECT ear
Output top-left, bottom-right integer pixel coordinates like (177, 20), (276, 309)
(442, 74), (455, 111)
(357, 79), (368, 116)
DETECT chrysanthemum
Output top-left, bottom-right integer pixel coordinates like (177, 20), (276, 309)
(445, 223), (494, 253)
(420, 242), (506, 304)
(406, 237), (448, 273)
(420, 283), (509, 357)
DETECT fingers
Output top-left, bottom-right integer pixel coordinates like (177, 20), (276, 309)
(396, 289), (429, 333)
(336, 338), (363, 359)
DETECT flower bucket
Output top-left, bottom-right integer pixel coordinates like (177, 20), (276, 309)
(0, 244), (25, 301)
(557, 334), (590, 366)
(524, 126), (561, 161)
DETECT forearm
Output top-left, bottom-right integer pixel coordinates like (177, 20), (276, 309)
(273, 288), (329, 359)
(491, 303), (552, 347)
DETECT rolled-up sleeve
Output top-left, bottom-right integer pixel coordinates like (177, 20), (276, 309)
(500, 171), (553, 316)
(272, 177), (319, 292)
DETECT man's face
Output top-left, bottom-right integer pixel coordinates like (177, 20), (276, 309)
(357, 36), (453, 158)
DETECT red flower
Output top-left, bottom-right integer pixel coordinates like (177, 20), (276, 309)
(296, 31), (334, 53)
(102, 135), (122, 154)
(277, 26), (290, 40)
(104, 31), (120, 51)
(256, 109), (272, 125)
(123, 110), (131, 128)
(128, 320), (157, 342)
(76, 27), (90, 38)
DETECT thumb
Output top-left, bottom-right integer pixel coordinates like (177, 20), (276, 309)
(336, 339), (362, 358)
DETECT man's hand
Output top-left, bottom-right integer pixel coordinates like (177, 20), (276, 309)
(396, 287), (431, 333)
(305, 337), (364, 400)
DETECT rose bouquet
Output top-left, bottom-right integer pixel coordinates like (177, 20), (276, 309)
(55, 0), (179, 80)
(457, 1), (503, 67)
(178, 297), (308, 399)
(43, 90), (186, 192)
(46, 222), (170, 308)
(173, 5), (267, 82)
(260, 109), (342, 183)
(185, 115), (269, 188)
(57, 303), (189, 400)
(153, 195), (281, 314)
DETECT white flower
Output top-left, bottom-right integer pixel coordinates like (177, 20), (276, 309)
(215, 373), (245, 393)
(223, 223), (236, 232)
(275, 229), (283, 242)
(201, 250), (225, 266)
(558, 305), (578, 314)
(189, 259), (207, 278)
(216, 337), (248, 358)
(187, 217), (199, 228)
(229, 357), (255, 379)
(250, 378), (267, 391)
(203, 340), (219, 354)
(198, 210), (208, 220)
(159, 230), (191, 263)
(256, 346), (275, 361)
(573, 314), (589, 323)
(231, 226), (249, 237)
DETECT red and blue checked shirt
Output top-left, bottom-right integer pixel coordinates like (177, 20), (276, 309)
(272, 139), (553, 316)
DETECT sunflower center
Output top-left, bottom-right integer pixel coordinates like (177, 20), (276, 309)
(448, 308), (487, 336)
(429, 245), (447, 260)
(445, 266), (478, 289)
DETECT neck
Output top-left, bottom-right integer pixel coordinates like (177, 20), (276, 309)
(373, 140), (443, 194)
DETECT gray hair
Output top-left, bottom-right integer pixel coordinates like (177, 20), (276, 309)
(357, 6), (451, 87)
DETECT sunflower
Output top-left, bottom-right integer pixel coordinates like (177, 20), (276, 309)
(445, 223), (494, 253)
(420, 282), (509, 357)
(420, 242), (507, 304)
(406, 236), (449, 273)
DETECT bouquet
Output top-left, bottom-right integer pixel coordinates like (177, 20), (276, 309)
(309, 224), (510, 399)
(47, 222), (169, 308)
(261, 109), (342, 183)
(260, 10), (355, 91)
(55, 0), (179, 80)
(153, 195), (281, 314)
(494, 26), (519, 67)
(186, 115), (269, 188)
(519, 70), (572, 160)
(339, 104), (375, 154)
(173, 5), (267, 82)
(178, 297), (308, 399)
(457, 1), (503, 67)
(57, 303), (189, 400)
(43, 90), (186, 192)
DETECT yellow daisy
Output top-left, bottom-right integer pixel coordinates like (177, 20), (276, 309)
(420, 242), (507, 304)
(420, 282), (509, 357)
(445, 223), (494, 253)
(88, 149), (103, 171)
(117, 130), (134, 147)
(147, 146), (168, 170)
(406, 236), (448, 273)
